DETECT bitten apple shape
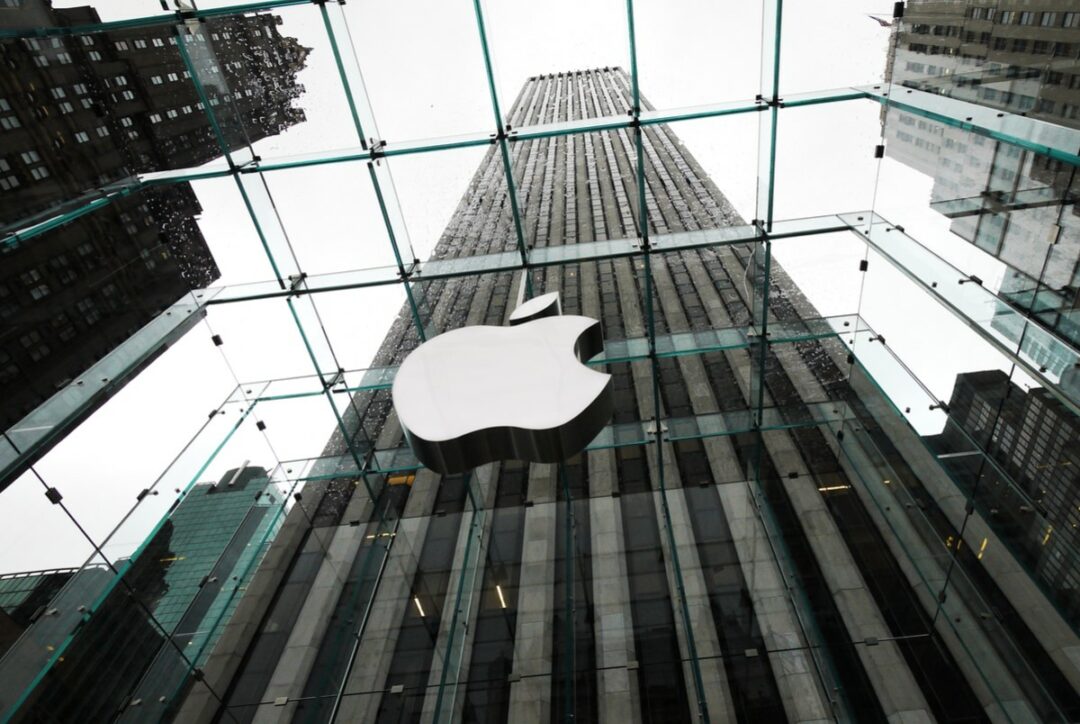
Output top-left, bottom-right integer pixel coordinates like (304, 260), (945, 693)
(392, 292), (613, 474)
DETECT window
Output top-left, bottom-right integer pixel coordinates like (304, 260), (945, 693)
(74, 130), (90, 143)
(80, 97), (93, 109)
(19, 331), (50, 362)
(120, 116), (133, 127)
(133, 39), (147, 49)
(1065, 12), (1080, 28)
(0, 116), (21, 131)
(20, 150), (40, 164)
(49, 256), (76, 285)
(166, 109), (178, 119)
(152, 37), (165, 47)
(58, 101), (74, 114)
(1019, 11), (1035, 25)
(32, 55), (49, 68)
(76, 298), (100, 326)
(0, 159), (8, 172)
(0, 351), (19, 384)
(115, 40), (129, 50)
(20, 270), (50, 301)
(0, 98), (9, 112)
(73, 83), (87, 95)
(87, 51), (101, 61)
(181, 104), (192, 114)
(120, 90), (135, 101)
(79, 35), (94, 46)
(999, 10), (1015, 23)
(49, 87), (65, 99)
(29, 166), (48, 181)
(21, 38), (40, 50)
(114, 75), (127, 86)
(51, 314), (77, 342)
(56, 52), (72, 64)
(148, 112), (162, 123)
(166, 72), (179, 82)
(0, 175), (20, 191)
(1042, 12), (1057, 27)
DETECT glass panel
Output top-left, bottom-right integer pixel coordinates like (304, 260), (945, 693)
(633, 1), (763, 107)
(773, 102), (883, 220)
(338, 0), (493, 142)
(205, 297), (325, 383)
(889, 4), (1080, 132)
(261, 161), (401, 276)
(1, 290), (212, 484)
(779, 3), (892, 93)
(0, 190), (218, 440)
(847, 215), (1080, 413)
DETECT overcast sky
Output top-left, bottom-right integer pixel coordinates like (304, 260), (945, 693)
(2, 0), (1033, 573)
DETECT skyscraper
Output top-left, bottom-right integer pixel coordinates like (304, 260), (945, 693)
(929, 369), (1080, 621)
(884, 1), (1080, 348)
(0, 0), (309, 433)
(169, 69), (1080, 723)
(0, 466), (283, 722)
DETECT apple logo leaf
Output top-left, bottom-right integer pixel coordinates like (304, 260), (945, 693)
(392, 292), (614, 474)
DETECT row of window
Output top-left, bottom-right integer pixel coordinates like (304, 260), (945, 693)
(28, 50), (104, 67)
(908, 37), (1075, 56)
(114, 30), (233, 52)
(969, 8), (1080, 28)
(0, 152), (49, 191)
(149, 70), (190, 85)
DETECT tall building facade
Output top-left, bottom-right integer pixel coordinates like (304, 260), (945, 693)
(930, 369), (1080, 621)
(0, 0), (309, 430)
(0, 567), (75, 657)
(163, 69), (1080, 724)
(0, 466), (283, 722)
(886, 1), (1080, 347)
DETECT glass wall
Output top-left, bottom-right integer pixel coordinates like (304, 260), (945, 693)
(1, 0), (1078, 722)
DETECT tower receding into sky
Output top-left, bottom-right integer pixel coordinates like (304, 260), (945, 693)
(167, 68), (1080, 724)
(0, 0), (309, 435)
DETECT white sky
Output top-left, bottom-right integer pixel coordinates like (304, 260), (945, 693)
(3, 0), (1036, 572)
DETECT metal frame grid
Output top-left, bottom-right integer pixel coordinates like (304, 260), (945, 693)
(2, 1), (1080, 722)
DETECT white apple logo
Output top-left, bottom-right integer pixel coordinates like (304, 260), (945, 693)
(392, 292), (613, 474)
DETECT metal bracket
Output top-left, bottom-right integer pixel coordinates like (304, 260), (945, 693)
(323, 368), (346, 391)
(288, 272), (307, 295)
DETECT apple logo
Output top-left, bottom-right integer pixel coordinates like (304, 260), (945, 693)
(392, 292), (613, 474)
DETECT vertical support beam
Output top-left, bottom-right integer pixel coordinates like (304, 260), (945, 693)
(471, 0), (533, 297)
(506, 464), (557, 723)
(331, 468), (442, 722)
(425, 467), (495, 722)
(588, 448), (643, 724)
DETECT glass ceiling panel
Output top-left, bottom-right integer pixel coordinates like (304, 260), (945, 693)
(3, 2), (1080, 721)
